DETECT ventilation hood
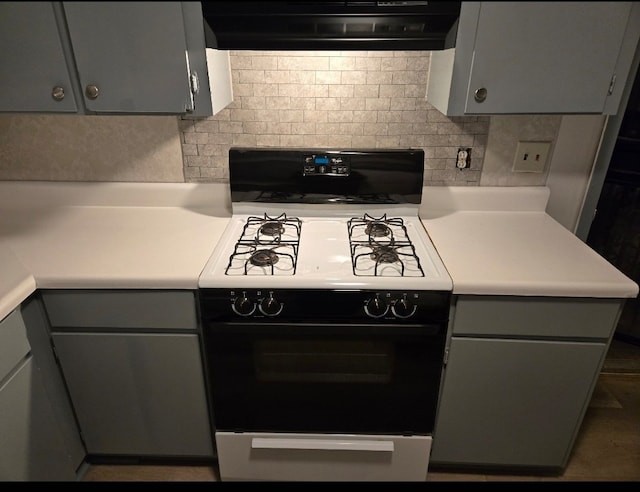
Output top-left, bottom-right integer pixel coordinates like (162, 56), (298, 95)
(201, 1), (461, 51)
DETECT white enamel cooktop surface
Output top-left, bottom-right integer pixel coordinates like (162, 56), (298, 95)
(198, 207), (452, 291)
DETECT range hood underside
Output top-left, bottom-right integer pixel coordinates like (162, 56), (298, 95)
(202, 1), (461, 51)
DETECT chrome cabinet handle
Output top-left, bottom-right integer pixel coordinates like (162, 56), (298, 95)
(85, 84), (100, 100)
(251, 437), (394, 452)
(474, 87), (487, 103)
(52, 86), (65, 101)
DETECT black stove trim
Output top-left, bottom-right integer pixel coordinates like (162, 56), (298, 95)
(229, 147), (425, 205)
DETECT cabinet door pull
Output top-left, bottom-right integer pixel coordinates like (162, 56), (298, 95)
(474, 87), (487, 103)
(51, 86), (65, 101)
(85, 85), (99, 99)
(251, 437), (394, 452)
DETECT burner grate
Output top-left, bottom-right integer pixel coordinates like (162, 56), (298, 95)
(347, 213), (425, 277)
(225, 213), (302, 276)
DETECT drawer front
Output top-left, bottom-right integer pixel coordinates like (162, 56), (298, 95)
(0, 309), (30, 379)
(216, 431), (431, 481)
(42, 290), (197, 330)
(453, 296), (623, 339)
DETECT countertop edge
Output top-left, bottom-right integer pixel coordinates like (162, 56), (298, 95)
(0, 275), (36, 322)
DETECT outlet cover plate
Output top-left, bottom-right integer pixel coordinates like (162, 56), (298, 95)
(513, 141), (551, 173)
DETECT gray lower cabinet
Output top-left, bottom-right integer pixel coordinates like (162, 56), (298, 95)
(42, 289), (214, 458)
(21, 296), (86, 470)
(0, 309), (78, 481)
(430, 295), (623, 470)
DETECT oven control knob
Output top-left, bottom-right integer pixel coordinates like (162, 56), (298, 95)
(259, 292), (283, 316)
(391, 294), (417, 319)
(364, 295), (388, 318)
(232, 293), (256, 316)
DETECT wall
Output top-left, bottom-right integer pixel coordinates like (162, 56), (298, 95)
(181, 50), (493, 185)
(545, 115), (607, 232)
(0, 115), (183, 182)
(480, 115), (563, 186)
(0, 51), (565, 188)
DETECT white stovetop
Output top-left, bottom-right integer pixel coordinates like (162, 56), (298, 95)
(199, 205), (453, 291)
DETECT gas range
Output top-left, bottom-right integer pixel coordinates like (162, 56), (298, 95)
(198, 148), (452, 481)
(198, 148), (452, 295)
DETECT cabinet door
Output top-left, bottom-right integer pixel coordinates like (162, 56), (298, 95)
(0, 357), (77, 481)
(465, 2), (632, 114)
(0, 309), (31, 380)
(63, 1), (193, 113)
(21, 297), (86, 470)
(51, 332), (213, 457)
(0, 2), (78, 112)
(430, 337), (605, 468)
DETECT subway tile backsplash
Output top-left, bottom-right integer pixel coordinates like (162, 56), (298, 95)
(180, 51), (489, 186)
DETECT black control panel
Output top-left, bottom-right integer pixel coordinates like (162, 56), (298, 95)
(229, 147), (424, 205)
(303, 153), (351, 176)
(199, 288), (451, 324)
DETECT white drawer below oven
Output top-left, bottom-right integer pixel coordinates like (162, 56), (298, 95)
(215, 431), (432, 481)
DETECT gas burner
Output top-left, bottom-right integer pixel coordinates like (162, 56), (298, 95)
(370, 245), (399, 264)
(250, 249), (280, 267)
(243, 213), (302, 246)
(259, 221), (285, 238)
(365, 222), (391, 238)
(348, 214), (407, 242)
(226, 242), (297, 276)
(352, 242), (422, 276)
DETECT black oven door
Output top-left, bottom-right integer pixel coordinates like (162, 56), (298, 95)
(203, 321), (446, 436)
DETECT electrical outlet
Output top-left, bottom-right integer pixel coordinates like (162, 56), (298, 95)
(512, 141), (551, 173)
(456, 148), (471, 169)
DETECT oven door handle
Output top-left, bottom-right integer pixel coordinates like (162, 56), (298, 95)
(251, 437), (394, 452)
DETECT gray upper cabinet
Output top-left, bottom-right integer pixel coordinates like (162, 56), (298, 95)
(63, 1), (193, 114)
(0, 2), (78, 112)
(427, 2), (640, 115)
(0, 1), (214, 115)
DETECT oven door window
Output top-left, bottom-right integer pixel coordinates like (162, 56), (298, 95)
(255, 340), (394, 384)
(205, 323), (445, 435)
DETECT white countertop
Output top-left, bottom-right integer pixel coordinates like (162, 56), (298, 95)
(420, 186), (638, 298)
(0, 182), (232, 315)
(1, 182), (637, 319)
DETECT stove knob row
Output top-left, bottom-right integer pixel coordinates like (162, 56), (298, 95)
(231, 291), (283, 317)
(364, 293), (417, 319)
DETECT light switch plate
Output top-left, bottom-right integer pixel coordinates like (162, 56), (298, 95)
(512, 141), (551, 173)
